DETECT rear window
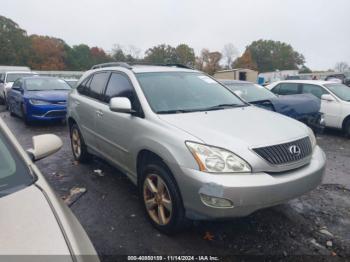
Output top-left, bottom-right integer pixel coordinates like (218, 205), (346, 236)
(275, 83), (300, 95)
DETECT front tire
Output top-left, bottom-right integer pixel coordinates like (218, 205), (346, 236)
(70, 123), (91, 162)
(140, 160), (187, 234)
(21, 104), (30, 125)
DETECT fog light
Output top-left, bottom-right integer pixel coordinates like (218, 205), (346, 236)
(200, 194), (234, 208)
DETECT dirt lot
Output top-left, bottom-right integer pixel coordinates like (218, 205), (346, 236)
(1, 107), (349, 260)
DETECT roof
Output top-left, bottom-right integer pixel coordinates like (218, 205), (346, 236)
(215, 68), (258, 73)
(219, 79), (254, 84)
(272, 80), (331, 85)
(5, 71), (36, 74)
(20, 76), (61, 81)
(90, 65), (197, 74)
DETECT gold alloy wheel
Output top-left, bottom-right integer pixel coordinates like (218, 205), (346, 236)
(143, 174), (173, 226)
(72, 128), (81, 158)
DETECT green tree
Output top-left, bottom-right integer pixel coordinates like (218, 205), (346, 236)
(0, 15), (31, 65)
(299, 65), (312, 74)
(66, 44), (93, 70)
(175, 44), (195, 66)
(242, 40), (305, 72)
(144, 44), (178, 64)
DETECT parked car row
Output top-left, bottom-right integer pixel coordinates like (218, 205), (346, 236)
(267, 80), (350, 137)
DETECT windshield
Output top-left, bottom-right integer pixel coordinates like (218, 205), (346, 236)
(25, 78), (71, 91)
(325, 83), (350, 101)
(0, 129), (34, 197)
(224, 82), (276, 102)
(136, 72), (246, 114)
(6, 73), (35, 83)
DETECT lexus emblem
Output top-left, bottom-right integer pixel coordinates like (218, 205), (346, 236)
(289, 145), (301, 156)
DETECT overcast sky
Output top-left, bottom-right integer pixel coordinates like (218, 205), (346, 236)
(2, 0), (350, 70)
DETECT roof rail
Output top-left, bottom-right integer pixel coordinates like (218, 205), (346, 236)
(163, 63), (193, 69)
(91, 62), (132, 70)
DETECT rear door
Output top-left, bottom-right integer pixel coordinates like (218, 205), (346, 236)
(72, 72), (110, 151)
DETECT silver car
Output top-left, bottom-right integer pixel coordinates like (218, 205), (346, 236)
(0, 118), (98, 261)
(67, 63), (326, 233)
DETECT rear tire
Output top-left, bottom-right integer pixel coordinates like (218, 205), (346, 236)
(139, 159), (187, 234)
(70, 123), (91, 162)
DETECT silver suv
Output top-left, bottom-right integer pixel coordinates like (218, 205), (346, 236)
(67, 63), (326, 233)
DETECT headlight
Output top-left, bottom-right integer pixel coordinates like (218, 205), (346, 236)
(29, 99), (52, 105)
(186, 142), (251, 173)
(308, 127), (317, 149)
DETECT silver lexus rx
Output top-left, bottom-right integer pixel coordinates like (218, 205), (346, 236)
(67, 63), (326, 233)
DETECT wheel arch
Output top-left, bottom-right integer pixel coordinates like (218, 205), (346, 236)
(342, 115), (350, 130)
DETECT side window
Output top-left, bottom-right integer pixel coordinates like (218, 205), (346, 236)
(278, 83), (300, 95)
(89, 72), (110, 100)
(12, 79), (22, 89)
(105, 73), (135, 103)
(302, 84), (328, 99)
(77, 77), (91, 95)
(271, 84), (281, 94)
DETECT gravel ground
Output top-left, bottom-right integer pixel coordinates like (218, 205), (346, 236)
(1, 107), (349, 260)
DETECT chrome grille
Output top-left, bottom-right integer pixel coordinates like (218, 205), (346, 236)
(253, 137), (312, 165)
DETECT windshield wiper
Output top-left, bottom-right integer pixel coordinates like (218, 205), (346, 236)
(157, 109), (199, 114)
(200, 103), (247, 111)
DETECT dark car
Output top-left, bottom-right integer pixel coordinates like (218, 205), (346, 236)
(7, 76), (71, 124)
(220, 80), (324, 132)
(325, 73), (350, 86)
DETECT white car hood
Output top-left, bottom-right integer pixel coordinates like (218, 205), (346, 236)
(0, 185), (72, 257)
(159, 106), (309, 150)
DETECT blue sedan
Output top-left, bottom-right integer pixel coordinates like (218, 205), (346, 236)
(7, 76), (71, 124)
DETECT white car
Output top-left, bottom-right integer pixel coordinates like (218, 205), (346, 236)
(267, 80), (350, 136)
(0, 117), (99, 260)
(0, 71), (37, 105)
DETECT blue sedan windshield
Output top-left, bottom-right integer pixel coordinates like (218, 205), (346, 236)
(25, 78), (71, 91)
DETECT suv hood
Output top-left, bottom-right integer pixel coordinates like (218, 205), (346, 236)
(0, 185), (71, 256)
(159, 106), (309, 149)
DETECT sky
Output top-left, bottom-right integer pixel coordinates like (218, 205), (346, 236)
(2, 0), (350, 70)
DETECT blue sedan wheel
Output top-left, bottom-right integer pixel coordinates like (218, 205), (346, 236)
(21, 104), (30, 125)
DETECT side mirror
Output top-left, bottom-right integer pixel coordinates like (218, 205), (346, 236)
(27, 134), (63, 161)
(109, 97), (135, 114)
(321, 94), (336, 102)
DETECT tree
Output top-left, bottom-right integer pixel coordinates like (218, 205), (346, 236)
(144, 44), (178, 64)
(0, 15), (32, 65)
(28, 35), (67, 70)
(175, 44), (195, 66)
(222, 43), (238, 69)
(66, 44), (93, 70)
(299, 65), (312, 74)
(232, 49), (258, 71)
(196, 49), (222, 75)
(90, 47), (112, 65)
(241, 39), (305, 72)
(334, 62), (349, 72)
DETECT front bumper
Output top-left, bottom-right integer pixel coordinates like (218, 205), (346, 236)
(174, 146), (326, 220)
(26, 103), (67, 121)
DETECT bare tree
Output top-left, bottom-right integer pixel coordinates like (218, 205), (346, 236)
(335, 62), (349, 72)
(222, 43), (238, 69)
